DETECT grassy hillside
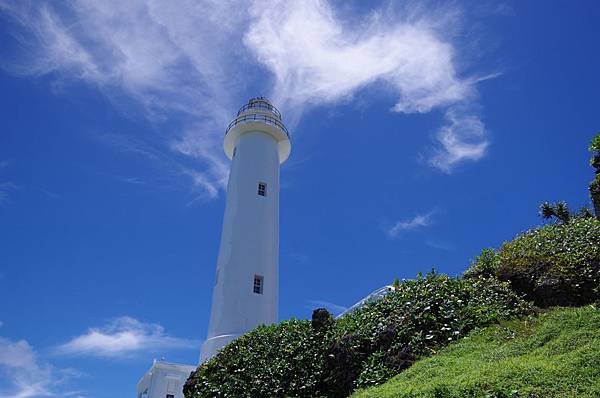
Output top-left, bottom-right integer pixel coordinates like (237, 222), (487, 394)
(186, 218), (600, 398)
(352, 306), (600, 398)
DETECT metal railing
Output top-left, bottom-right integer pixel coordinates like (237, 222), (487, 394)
(225, 113), (290, 138)
(237, 99), (282, 119)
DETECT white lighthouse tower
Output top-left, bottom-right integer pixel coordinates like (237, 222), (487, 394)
(200, 97), (291, 362)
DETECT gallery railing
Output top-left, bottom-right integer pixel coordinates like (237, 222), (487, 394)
(236, 99), (282, 120)
(226, 113), (290, 138)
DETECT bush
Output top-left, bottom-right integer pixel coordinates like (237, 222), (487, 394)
(465, 218), (600, 307)
(323, 273), (530, 397)
(185, 273), (530, 398)
(463, 248), (500, 279)
(185, 318), (332, 398)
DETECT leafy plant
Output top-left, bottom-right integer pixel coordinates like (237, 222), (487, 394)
(463, 248), (500, 279)
(320, 273), (529, 396)
(589, 133), (600, 218)
(539, 201), (571, 224)
(464, 217), (600, 307)
(186, 318), (332, 398)
(185, 274), (530, 398)
(575, 206), (594, 219)
(589, 132), (600, 154)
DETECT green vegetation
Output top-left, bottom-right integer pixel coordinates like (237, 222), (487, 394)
(589, 132), (600, 218)
(465, 218), (600, 307)
(185, 318), (329, 397)
(589, 132), (600, 155)
(537, 201), (593, 224)
(185, 274), (528, 398)
(327, 273), (529, 396)
(539, 201), (573, 224)
(352, 306), (600, 398)
(186, 217), (600, 397)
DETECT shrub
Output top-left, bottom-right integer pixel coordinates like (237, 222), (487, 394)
(589, 132), (600, 154)
(322, 273), (530, 397)
(185, 273), (529, 398)
(466, 218), (600, 307)
(591, 175), (600, 217)
(185, 317), (332, 398)
(589, 132), (600, 217)
(463, 248), (500, 279)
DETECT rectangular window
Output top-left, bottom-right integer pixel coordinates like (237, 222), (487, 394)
(253, 275), (264, 294)
(258, 182), (267, 196)
(166, 395), (174, 398)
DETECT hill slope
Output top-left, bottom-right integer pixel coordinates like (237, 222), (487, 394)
(352, 306), (600, 398)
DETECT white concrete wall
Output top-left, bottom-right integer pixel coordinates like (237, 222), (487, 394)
(136, 361), (195, 398)
(200, 129), (282, 362)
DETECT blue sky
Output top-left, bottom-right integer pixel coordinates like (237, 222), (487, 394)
(0, 1), (599, 397)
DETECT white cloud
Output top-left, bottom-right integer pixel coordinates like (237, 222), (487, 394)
(387, 211), (434, 238)
(1, 1), (241, 197)
(429, 107), (489, 172)
(1, 0), (493, 193)
(0, 336), (79, 398)
(245, 1), (472, 119)
(55, 317), (197, 358)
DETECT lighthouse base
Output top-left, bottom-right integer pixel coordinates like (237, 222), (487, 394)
(199, 333), (241, 363)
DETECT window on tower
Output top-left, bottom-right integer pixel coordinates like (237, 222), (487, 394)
(253, 275), (264, 294)
(258, 182), (267, 196)
(166, 395), (175, 398)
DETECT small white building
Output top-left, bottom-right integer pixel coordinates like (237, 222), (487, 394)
(136, 360), (195, 398)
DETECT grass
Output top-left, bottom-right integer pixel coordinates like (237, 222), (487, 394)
(352, 306), (600, 398)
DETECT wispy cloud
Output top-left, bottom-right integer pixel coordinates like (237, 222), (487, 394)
(1, 0), (494, 196)
(0, 336), (80, 398)
(425, 239), (455, 251)
(0, 160), (15, 205)
(429, 107), (489, 173)
(244, 1), (491, 170)
(113, 176), (146, 186)
(1, 1), (239, 197)
(245, 2), (471, 117)
(55, 317), (197, 358)
(387, 211), (435, 238)
(0, 182), (17, 205)
(98, 132), (226, 201)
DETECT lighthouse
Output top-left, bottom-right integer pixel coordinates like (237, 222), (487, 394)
(200, 97), (291, 362)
